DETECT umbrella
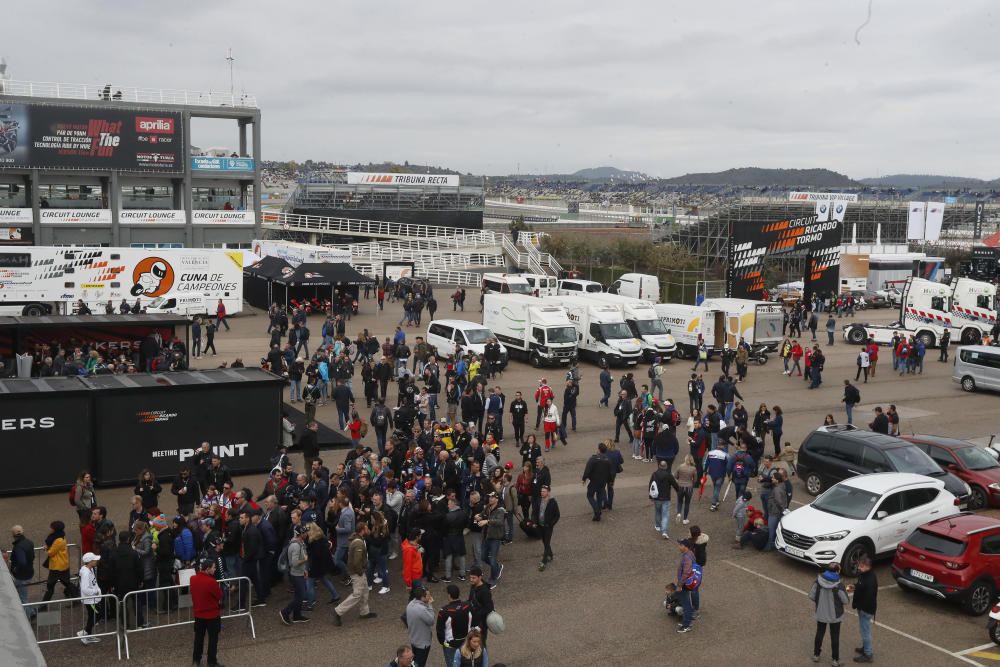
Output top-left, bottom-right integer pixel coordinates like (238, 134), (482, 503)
(697, 474), (708, 499)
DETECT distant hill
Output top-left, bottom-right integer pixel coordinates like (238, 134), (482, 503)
(571, 166), (649, 180)
(859, 174), (989, 188)
(660, 167), (858, 187)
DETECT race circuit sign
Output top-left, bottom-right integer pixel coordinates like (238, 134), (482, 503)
(789, 191), (859, 203)
(347, 172), (459, 187)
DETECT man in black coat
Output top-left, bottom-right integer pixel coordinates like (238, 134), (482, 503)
(468, 566), (495, 647)
(531, 484), (560, 568)
(850, 556), (878, 662)
(171, 465), (202, 516)
(581, 443), (613, 521)
(300, 421), (320, 470)
(109, 532), (143, 626)
(531, 457), (551, 517)
(237, 510), (265, 610)
(869, 406), (889, 434)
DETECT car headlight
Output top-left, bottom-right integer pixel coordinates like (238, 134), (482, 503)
(815, 530), (850, 542)
(989, 483), (1000, 491)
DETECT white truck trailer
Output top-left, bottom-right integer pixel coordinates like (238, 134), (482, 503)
(483, 293), (578, 367)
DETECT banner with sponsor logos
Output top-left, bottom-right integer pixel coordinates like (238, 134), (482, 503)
(192, 210), (255, 224)
(907, 201), (926, 240)
(191, 156), (255, 172)
(118, 209), (186, 224)
(0, 208), (33, 224)
(40, 209), (112, 224)
(789, 191), (859, 203)
(93, 377), (281, 483)
(0, 103), (182, 172)
(975, 201), (985, 240)
(924, 202), (945, 242)
(347, 172), (460, 187)
(0, 226), (32, 245)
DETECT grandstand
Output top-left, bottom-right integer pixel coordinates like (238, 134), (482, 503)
(284, 170), (484, 233)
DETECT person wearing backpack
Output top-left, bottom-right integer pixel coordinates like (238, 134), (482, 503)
(809, 563), (850, 666)
(649, 460), (681, 539)
(8, 525), (35, 618)
(648, 359), (664, 402)
(842, 380), (861, 426)
(727, 443), (755, 502)
(675, 538), (701, 633)
(73, 471), (97, 524)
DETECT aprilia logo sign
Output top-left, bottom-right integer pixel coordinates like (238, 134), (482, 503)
(135, 117), (175, 134)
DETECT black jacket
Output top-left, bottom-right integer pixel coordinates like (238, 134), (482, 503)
(509, 399), (528, 424)
(171, 475), (201, 514)
(532, 466), (551, 499)
(649, 468), (680, 501)
(9, 534), (34, 580)
(437, 599), (473, 648)
(205, 465), (232, 491)
(240, 523), (264, 561)
(870, 413), (889, 434)
(582, 453), (613, 487)
(531, 496), (560, 527)
(109, 543), (143, 595)
(134, 481), (162, 510)
(852, 569), (878, 615)
(468, 583), (494, 626)
(300, 430), (320, 459)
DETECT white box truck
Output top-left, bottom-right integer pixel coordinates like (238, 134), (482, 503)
(540, 294), (642, 367)
(0, 247), (243, 316)
(606, 273), (661, 302)
(586, 293), (677, 361)
(653, 303), (726, 360)
(483, 293), (578, 367)
(698, 298), (785, 351)
(252, 239), (352, 267)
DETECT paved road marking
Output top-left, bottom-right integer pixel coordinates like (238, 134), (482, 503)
(722, 559), (986, 666)
(961, 643), (1000, 656)
(969, 652), (1000, 662)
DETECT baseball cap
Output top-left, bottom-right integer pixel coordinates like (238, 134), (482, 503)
(82, 552), (101, 564)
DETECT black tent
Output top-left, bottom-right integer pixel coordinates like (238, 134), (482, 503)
(243, 256), (294, 309)
(272, 262), (374, 312)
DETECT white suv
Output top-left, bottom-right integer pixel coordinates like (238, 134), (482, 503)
(776, 472), (960, 576)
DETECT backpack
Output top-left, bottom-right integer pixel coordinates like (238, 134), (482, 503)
(683, 562), (703, 590)
(375, 410), (387, 427)
(648, 479), (660, 499)
(647, 366), (656, 380)
(68, 484), (77, 507)
(733, 453), (748, 479)
(671, 410), (682, 427)
(277, 542), (290, 574)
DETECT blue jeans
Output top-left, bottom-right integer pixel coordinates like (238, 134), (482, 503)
(600, 385), (611, 406)
(711, 477), (724, 505)
(734, 479), (747, 502)
(858, 610), (874, 657)
(483, 538), (502, 585)
(505, 511), (514, 542)
(654, 499), (671, 534)
(678, 588), (694, 628)
(375, 428), (387, 456)
(14, 578), (32, 618)
(443, 647), (458, 667)
(366, 553), (389, 588)
(845, 402), (854, 425)
(586, 485), (607, 516)
(283, 574), (306, 618)
(767, 513), (780, 550)
(428, 394), (438, 422)
(723, 402), (734, 424)
(337, 407), (349, 429)
(306, 574), (340, 604)
(333, 544), (348, 577)
(289, 379), (301, 401)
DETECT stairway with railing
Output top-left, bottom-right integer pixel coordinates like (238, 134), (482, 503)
(519, 232), (563, 275)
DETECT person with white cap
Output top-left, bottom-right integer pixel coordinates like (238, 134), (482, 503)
(77, 552), (102, 644)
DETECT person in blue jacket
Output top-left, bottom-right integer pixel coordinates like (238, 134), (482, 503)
(172, 516), (196, 564)
(726, 444), (755, 502)
(703, 445), (729, 512)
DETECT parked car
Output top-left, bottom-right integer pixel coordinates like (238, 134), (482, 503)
(777, 472), (960, 576)
(856, 290), (889, 309)
(902, 435), (1000, 510)
(796, 425), (972, 506)
(892, 512), (1000, 615)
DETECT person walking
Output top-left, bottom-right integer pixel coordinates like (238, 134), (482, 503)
(191, 317), (202, 359)
(826, 313), (836, 345)
(693, 339), (709, 372)
(939, 329), (951, 362)
(855, 347), (870, 384)
(649, 460), (681, 539)
(204, 320), (217, 356)
(810, 563), (850, 666)
(675, 538), (701, 633)
(533, 484), (560, 570)
(333, 521), (377, 626)
(582, 442), (613, 521)
(475, 492), (506, 589)
(675, 454), (698, 525)
(42, 521), (79, 601)
(190, 557), (224, 667)
(437, 584), (472, 667)
(406, 587), (435, 667)
(76, 552), (102, 645)
(215, 299), (230, 331)
(279, 526), (310, 625)
(467, 567), (494, 647)
(612, 390), (631, 443)
(7, 526), (35, 618)
(842, 380), (861, 426)
(849, 556), (878, 663)
(598, 366), (612, 407)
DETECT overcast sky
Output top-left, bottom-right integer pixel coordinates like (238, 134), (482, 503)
(7, 1), (1000, 178)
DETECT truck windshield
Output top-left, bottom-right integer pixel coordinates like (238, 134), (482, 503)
(508, 283), (531, 295)
(464, 328), (492, 344)
(599, 322), (633, 340)
(635, 318), (668, 335)
(547, 326), (577, 344)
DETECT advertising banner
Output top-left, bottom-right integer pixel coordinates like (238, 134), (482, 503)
(0, 103), (182, 172)
(192, 210), (254, 224)
(727, 214), (842, 300)
(0, 208), (33, 224)
(93, 384), (280, 483)
(0, 388), (92, 493)
(975, 201), (984, 240)
(40, 209), (112, 224)
(907, 201), (926, 240)
(789, 192), (859, 203)
(118, 209), (186, 224)
(383, 261), (415, 281)
(805, 246), (843, 299)
(191, 156), (255, 172)
(0, 226), (32, 245)
(924, 202), (945, 241)
(347, 172), (459, 187)
(815, 200), (831, 223)
(830, 201), (848, 222)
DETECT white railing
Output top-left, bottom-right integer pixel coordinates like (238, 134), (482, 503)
(353, 262), (483, 287)
(324, 235), (502, 255)
(519, 233), (562, 275)
(263, 211), (495, 241)
(501, 234), (529, 269)
(347, 245), (504, 267)
(0, 79), (257, 108)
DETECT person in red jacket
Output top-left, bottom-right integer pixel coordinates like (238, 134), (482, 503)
(533, 379), (554, 430)
(401, 529), (425, 597)
(190, 558), (223, 667)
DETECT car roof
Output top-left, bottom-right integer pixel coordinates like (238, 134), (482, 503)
(813, 426), (909, 449)
(919, 512), (1000, 539)
(429, 319), (489, 329)
(836, 472), (942, 494)
(901, 434), (977, 450)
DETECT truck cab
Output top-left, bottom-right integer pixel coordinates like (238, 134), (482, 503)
(587, 293), (676, 361)
(543, 295), (642, 367)
(606, 273), (660, 302)
(482, 273), (532, 295)
(950, 277), (997, 330)
(901, 277), (993, 346)
(483, 293), (577, 367)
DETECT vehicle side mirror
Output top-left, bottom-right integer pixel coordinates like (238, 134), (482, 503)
(876, 510), (888, 520)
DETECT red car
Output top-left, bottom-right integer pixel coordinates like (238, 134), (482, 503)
(893, 513), (1000, 615)
(902, 434), (1000, 510)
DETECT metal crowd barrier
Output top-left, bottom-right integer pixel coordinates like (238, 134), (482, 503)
(120, 576), (255, 660)
(24, 592), (121, 659)
(4, 542), (82, 586)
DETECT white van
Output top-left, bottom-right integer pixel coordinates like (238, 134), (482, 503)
(607, 273), (661, 302)
(557, 279), (604, 296)
(953, 345), (1000, 393)
(519, 274), (559, 297)
(481, 273), (532, 295)
(426, 319), (508, 366)
(540, 294), (642, 367)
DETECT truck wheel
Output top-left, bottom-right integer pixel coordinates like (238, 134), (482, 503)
(530, 351), (542, 368)
(598, 353), (609, 369)
(962, 376), (977, 392)
(916, 331), (935, 348)
(22, 304), (45, 317)
(846, 327), (867, 344)
(962, 328), (982, 345)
